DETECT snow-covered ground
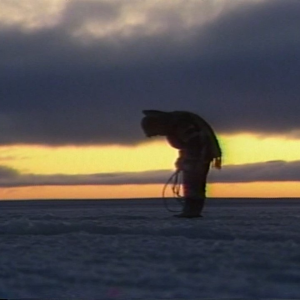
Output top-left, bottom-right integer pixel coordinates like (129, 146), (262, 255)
(1, 198), (300, 299)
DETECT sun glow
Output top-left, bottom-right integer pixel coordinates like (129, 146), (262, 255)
(2, 133), (300, 176)
(0, 140), (177, 175)
(220, 133), (300, 165)
(2, 181), (300, 201)
(1, 133), (300, 199)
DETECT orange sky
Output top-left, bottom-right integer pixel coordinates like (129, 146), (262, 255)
(2, 182), (300, 201)
(1, 133), (300, 200)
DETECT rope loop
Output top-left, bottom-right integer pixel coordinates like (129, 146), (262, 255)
(162, 169), (185, 212)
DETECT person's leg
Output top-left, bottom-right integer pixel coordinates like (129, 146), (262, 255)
(197, 162), (210, 213)
(178, 161), (210, 217)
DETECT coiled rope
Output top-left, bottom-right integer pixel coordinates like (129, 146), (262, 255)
(162, 169), (185, 212)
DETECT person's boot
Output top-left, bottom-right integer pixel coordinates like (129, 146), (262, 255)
(191, 198), (205, 217)
(174, 198), (191, 218)
(174, 198), (203, 218)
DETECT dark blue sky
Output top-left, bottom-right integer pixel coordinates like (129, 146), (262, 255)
(1, 0), (300, 146)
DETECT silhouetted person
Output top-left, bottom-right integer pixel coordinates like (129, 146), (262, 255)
(141, 110), (222, 218)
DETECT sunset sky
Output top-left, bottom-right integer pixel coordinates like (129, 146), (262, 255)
(1, 0), (300, 200)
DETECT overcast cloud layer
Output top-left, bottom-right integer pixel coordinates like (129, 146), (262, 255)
(1, 0), (300, 145)
(1, 160), (299, 188)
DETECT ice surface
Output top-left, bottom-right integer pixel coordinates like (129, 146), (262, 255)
(1, 198), (300, 299)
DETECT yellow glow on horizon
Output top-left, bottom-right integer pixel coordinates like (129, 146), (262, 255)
(1, 133), (300, 177)
(209, 182), (300, 198)
(0, 184), (163, 200)
(1, 182), (300, 201)
(0, 140), (177, 175)
(220, 133), (300, 165)
(1, 133), (300, 199)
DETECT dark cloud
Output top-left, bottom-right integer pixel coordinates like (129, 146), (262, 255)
(1, 160), (300, 187)
(1, 0), (300, 145)
(0, 166), (19, 179)
(208, 160), (300, 183)
(0, 165), (173, 187)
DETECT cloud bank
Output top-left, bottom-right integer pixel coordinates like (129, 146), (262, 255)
(1, 0), (300, 145)
(1, 160), (300, 188)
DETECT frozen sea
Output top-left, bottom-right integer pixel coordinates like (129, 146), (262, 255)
(1, 198), (300, 299)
